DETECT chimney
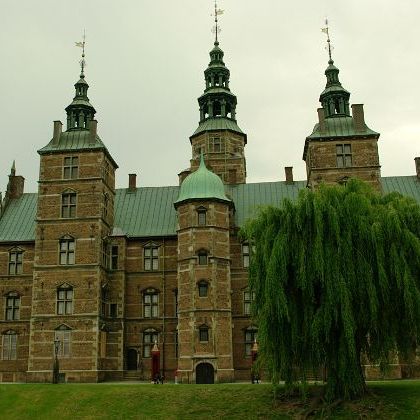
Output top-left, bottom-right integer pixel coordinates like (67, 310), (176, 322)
(351, 104), (365, 132)
(285, 166), (294, 184)
(317, 108), (326, 134)
(415, 157), (420, 179)
(89, 119), (98, 144)
(128, 173), (137, 191)
(52, 120), (62, 145)
(178, 169), (191, 185)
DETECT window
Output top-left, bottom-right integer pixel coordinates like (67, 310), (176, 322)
(198, 281), (208, 297)
(198, 250), (208, 265)
(143, 329), (158, 358)
(8, 250), (23, 275)
(61, 192), (76, 218)
(336, 144), (352, 168)
(143, 289), (159, 318)
(102, 241), (109, 268)
(63, 156), (79, 179)
(144, 245), (159, 271)
(5, 293), (20, 320)
(243, 289), (255, 316)
(59, 238), (75, 265)
(111, 246), (119, 270)
(245, 327), (258, 356)
(242, 244), (250, 268)
(2, 331), (17, 360)
(197, 207), (207, 226)
(199, 325), (209, 342)
(57, 286), (73, 315)
(109, 303), (117, 318)
(213, 138), (221, 153)
(55, 325), (71, 357)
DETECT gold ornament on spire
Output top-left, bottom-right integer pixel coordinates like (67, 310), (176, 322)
(321, 18), (333, 62)
(211, 0), (224, 43)
(75, 30), (86, 76)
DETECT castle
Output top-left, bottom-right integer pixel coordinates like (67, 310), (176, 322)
(0, 24), (419, 384)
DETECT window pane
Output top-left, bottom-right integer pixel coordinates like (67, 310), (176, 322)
(244, 302), (250, 315)
(243, 255), (250, 268)
(152, 258), (159, 270)
(144, 249), (151, 257)
(152, 305), (158, 317)
(151, 294), (158, 303)
(58, 302), (64, 314)
(152, 248), (158, 257)
(68, 241), (75, 251)
(64, 157), (71, 165)
(66, 302), (72, 314)
(345, 156), (352, 167)
(144, 260), (151, 270)
(144, 295), (151, 304)
(70, 195), (76, 204)
(336, 145), (343, 154)
(63, 167), (71, 178)
(337, 156), (344, 168)
(144, 306), (151, 318)
(68, 253), (75, 265)
(344, 144), (351, 154)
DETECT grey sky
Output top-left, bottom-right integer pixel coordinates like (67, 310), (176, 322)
(1, 0), (419, 195)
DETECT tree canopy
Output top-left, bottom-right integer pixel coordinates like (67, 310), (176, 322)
(241, 180), (420, 400)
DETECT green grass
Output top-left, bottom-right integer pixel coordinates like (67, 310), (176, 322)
(0, 381), (419, 419)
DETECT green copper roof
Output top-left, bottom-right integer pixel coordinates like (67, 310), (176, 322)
(307, 116), (379, 140)
(175, 155), (231, 206)
(0, 177), (418, 242)
(192, 117), (244, 138)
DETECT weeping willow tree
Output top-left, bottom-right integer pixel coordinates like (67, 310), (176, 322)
(241, 179), (420, 401)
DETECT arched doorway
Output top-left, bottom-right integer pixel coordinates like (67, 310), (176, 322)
(127, 348), (138, 370)
(196, 363), (214, 384)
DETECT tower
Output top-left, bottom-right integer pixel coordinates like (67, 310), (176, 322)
(186, 7), (247, 185)
(28, 49), (119, 382)
(175, 155), (234, 383)
(303, 25), (381, 189)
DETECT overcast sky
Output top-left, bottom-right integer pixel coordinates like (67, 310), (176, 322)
(1, 0), (419, 195)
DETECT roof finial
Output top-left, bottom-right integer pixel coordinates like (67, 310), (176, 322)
(211, 0), (224, 45)
(11, 160), (16, 176)
(75, 30), (86, 77)
(321, 18), (333, 63)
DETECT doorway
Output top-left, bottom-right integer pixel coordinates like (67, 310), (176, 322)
(127, 348), (138, 370)
(195, 363), (214, 384)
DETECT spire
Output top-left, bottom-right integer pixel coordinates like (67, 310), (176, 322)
(65, 32), (96, 131)
(319, 20), (350, 118)
(10, 160), (16, 176)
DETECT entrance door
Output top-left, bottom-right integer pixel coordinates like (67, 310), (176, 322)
(196, 363), (214, 384)
(127, 348), (138, 370)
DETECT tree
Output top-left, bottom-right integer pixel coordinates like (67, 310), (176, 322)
(241, 180), (420, 401)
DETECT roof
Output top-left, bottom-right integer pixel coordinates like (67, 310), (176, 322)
(191, 117), (245, 138)
(0, 177), (419, 242)
(175, 155), (231, 206)
(307, 116), (379, 140)
(38, 130), (118, 168)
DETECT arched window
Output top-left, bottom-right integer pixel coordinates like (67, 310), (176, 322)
(244, 327), (258, 357)
(197, 207), (207, 226)
(198, 280), (209, 297)
(143, 328), (158, 358)
(61, 190), (77, 218)
(57, 284), (73, 315)
(199, 325), (209, 342)
(2, 330), (17, 360)
(55, 324), (71, 357)
(143, 289), (159, 318)
(198, 250), (208, 266)
(8, 247), (23, 275)
(5, 292), (20, 320)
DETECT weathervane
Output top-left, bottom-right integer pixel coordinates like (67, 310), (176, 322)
(75, 30), (86, 76)
(211, 0), (224, 44)
(321, 18), (333, 62)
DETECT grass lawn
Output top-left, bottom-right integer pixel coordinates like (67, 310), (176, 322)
(0, 381), (419, 419)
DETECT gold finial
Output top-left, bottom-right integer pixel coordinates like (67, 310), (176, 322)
(321, 18), (333, 62)
(75, 30), (86, 76)
(211, 0), (224, 44)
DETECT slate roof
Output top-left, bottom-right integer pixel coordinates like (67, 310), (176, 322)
(0, 177), (419, 242)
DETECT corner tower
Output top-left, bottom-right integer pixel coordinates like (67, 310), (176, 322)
(303, 25), (381, 189)
(188, 9), (247, 185)
(28, 46), (120, 382)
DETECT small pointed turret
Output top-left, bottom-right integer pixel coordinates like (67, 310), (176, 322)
(10, 160), (16, 176)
